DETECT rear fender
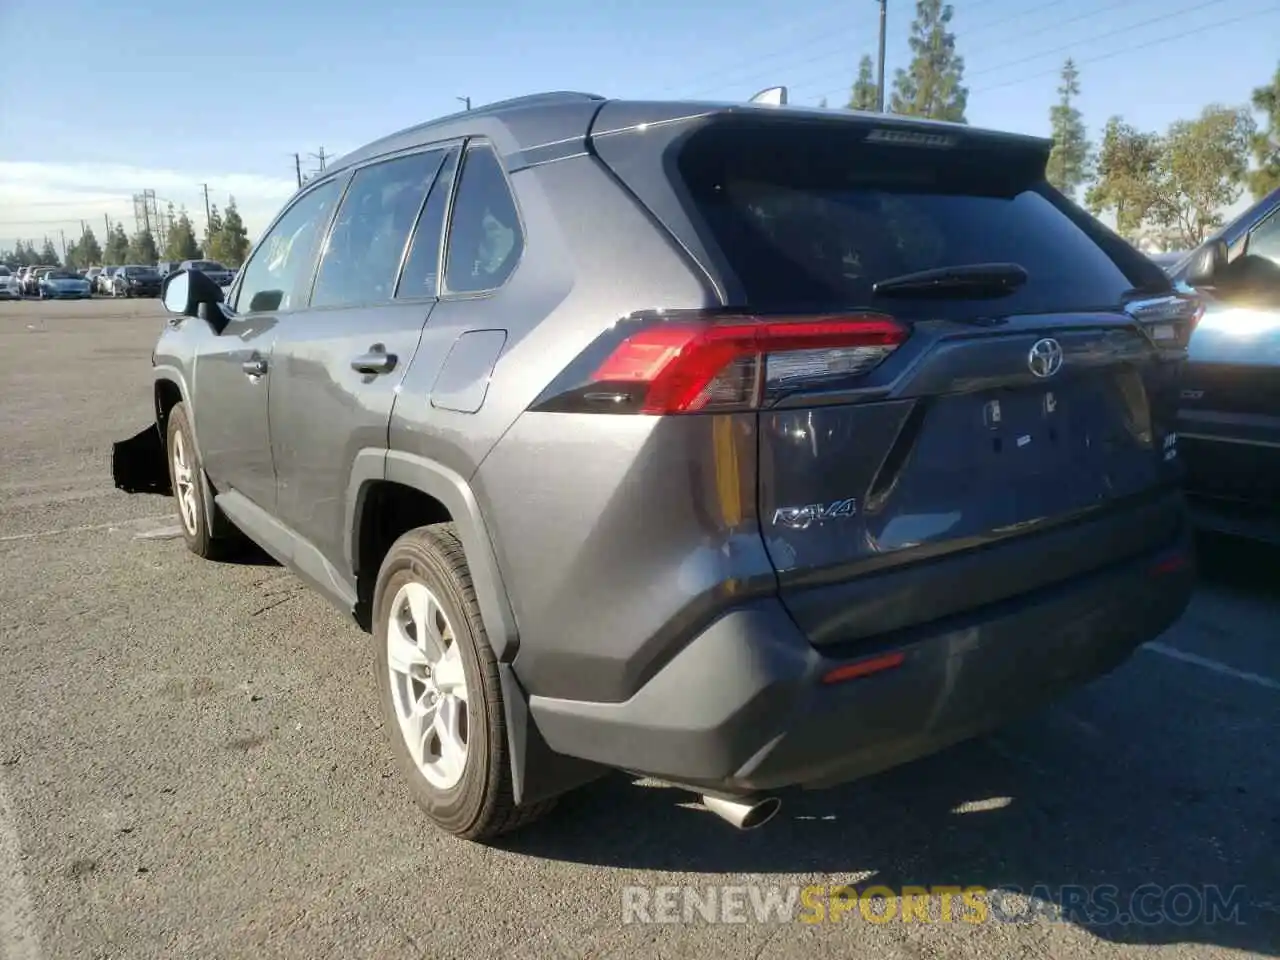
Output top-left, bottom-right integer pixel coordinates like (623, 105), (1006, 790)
(111, 423), (171, 495)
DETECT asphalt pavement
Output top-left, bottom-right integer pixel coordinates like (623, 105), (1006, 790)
(0, 297), (1276, 960)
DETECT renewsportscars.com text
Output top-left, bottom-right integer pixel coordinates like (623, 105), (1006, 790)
(620, 883), (1246, 927)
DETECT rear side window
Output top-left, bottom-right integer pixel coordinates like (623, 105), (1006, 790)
(443, 143), (523, 294)
(676, 120), (1157, 319)
(311, 150), (445, 309)
(396, 149), (459, 299)
(236, 178), (342, 314)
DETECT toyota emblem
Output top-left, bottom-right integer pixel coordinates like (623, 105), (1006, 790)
(1028, 338), (1064, 379)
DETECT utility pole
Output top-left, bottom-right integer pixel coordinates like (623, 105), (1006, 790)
(104, 213), (111, 237)
(875, 0), (887, 112)
(201, 183), (211, 226)
(59, 229), (67, 263)
(457, 96), (471, 111)
(294, 153), (303, 188)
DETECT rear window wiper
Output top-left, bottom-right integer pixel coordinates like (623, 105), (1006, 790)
(872, 262), (1028, 299)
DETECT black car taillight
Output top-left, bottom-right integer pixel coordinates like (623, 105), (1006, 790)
(530, 310), (909, 415)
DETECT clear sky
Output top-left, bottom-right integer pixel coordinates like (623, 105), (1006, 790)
(1, 0), (1277, 253)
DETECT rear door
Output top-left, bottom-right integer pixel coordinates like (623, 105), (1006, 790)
(266, 146), (451, 568)
(596, 111), (1186, 643)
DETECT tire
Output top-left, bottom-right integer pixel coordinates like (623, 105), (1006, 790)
(165, 402), (234, 560)
(372, 523), (555, 841)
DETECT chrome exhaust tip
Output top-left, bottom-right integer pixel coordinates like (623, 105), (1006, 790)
(702, 794), (782, 830)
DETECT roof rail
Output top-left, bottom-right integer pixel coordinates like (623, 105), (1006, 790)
(465, 91), (606, 116)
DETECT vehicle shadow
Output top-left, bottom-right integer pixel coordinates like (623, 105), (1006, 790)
(501, 694), (1277, 953)
(1195, 530), (1280, 597)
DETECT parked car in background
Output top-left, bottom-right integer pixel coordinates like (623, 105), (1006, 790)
(156, 260), (183, 278)
(110, 264), (163, 297)
(38, 268), (93, 299)
(21, 266), (58, 296)
(83, 266), (103, 291)
(0, 266), (19, 299)
(113, 92), (1195, 841)
(178, 259), (235, 287)
(1168, 185), (1280, 543)
(98, 267), (120, 294)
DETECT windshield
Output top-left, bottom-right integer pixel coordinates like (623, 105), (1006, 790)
(124, 266), (156, 277)
(47, 271), (79, 280)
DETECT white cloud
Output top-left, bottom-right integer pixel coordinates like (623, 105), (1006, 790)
(0, 161), (297, 250)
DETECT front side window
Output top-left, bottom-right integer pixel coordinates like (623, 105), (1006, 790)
(1247, 210), (1280, 266)
(235, 178), (343, 313)
(311, 150), (445, 309)
(443, 143), (523, 294)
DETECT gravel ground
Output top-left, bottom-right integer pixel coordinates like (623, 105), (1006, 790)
(1, 297), (1276, 960)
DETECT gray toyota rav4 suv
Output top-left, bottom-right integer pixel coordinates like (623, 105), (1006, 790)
(113, 91), (1197, 840)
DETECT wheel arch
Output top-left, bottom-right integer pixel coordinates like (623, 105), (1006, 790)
(346, 449), (520, 663)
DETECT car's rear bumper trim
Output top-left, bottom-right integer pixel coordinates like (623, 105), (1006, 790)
(528, 530), (1194, 794)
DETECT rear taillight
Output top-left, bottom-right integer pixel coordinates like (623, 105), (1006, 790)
(531, 311), (909, 415)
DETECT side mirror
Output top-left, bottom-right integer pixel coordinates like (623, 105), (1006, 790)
(1184, 239), (1227, 288)
(161, 268), (224, 316)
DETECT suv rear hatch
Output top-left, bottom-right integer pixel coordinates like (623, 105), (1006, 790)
(584, 106), (1187, 648)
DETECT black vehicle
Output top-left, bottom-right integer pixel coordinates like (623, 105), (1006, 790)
(1168, 186), (1280, 542)
(177, 259), (235, 287)
(110, 264), (163, 298)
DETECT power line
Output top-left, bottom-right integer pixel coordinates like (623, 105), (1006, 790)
(971, 3), (1280, 94)
(670, 0), (1123, 102)
(964, 0), (1234, 81)
(793, 0), (1161, 104)
(811, 0), (1275, 107)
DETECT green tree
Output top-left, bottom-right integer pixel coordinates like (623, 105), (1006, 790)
(203, 203), (224, 259)
(1046, 59), (1091, 198)
(128, 228), (159, 264)
(17, 240), (38, 266)
(104, 223), (130, 264)
(164, 207), (202, 261)
(1248, 61), (1280, 200)
(890, 0), (967, 122)
(1149, 104), (1255, 249)
(1085, 117), (1162, 239)
(216, 198), (251, 267)
(38, 238), (60, 266)
(77, 228), (103, 267)
(848, 54), (879, 111)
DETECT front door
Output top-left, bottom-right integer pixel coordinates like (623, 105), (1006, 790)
(268, 147), (451, 568)
(203, 174), (347, 514)
(189, 312), (278, 510)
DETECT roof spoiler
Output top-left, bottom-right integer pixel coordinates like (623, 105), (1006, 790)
(748, 86), (788, 106)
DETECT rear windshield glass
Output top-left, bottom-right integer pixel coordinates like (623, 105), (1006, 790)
(676, 120), (1163, 318)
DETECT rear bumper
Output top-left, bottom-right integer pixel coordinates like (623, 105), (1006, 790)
(528, 530), (1193, 794)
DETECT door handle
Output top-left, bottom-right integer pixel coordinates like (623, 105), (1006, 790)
(350, 347), (397, 375)
(241, 356), (268, 377)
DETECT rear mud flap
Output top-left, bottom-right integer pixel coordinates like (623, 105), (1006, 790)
(112, 424), (171, 495)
